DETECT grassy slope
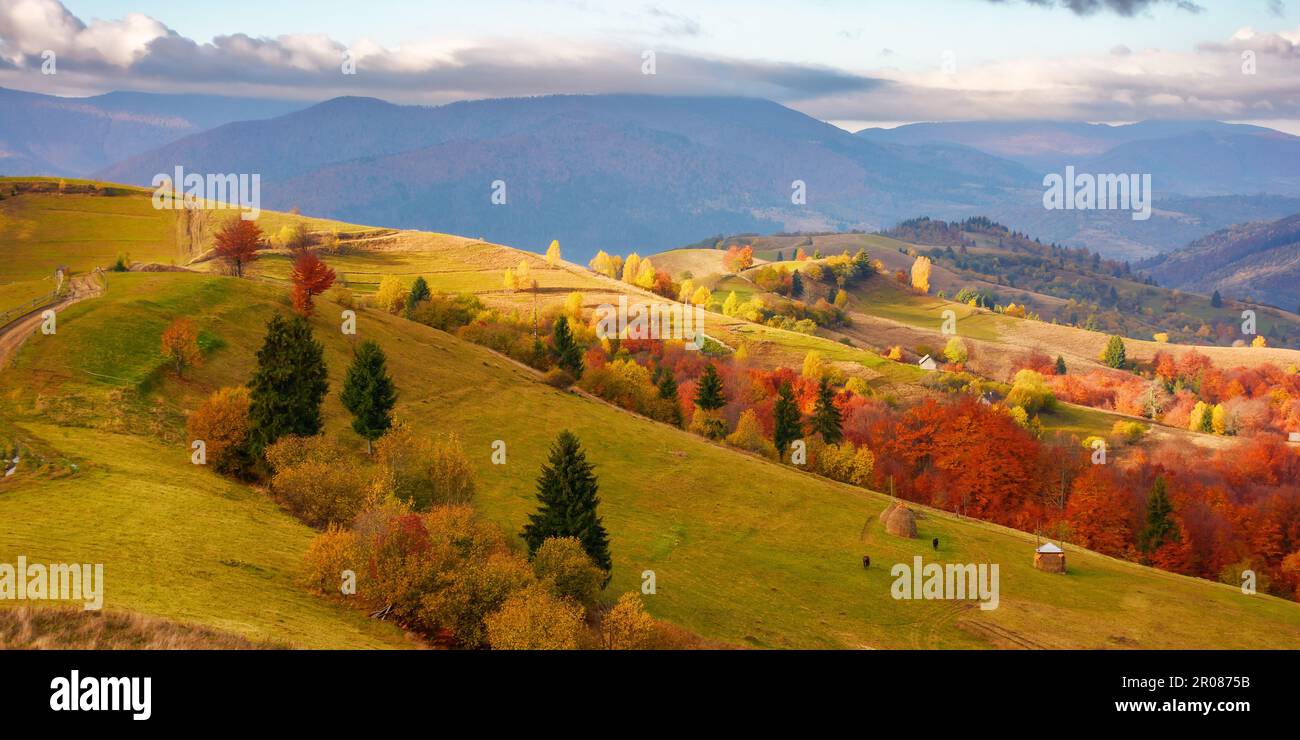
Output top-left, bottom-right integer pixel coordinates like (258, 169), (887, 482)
(4, 272), (1297, 649)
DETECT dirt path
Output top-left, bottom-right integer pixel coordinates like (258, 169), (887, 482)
(0, 274), (104, 370)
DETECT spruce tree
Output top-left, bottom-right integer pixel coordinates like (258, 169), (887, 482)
(1102, 335), (1127, 369)
(340, 340), (397, 454)
(522, 430), (612, 577)
(406, 275), (430, 313)
(1054, 355), (1067, 375)
(247, 314), (329, 458)
(809, 376), (843, 444)
(1140, 476), (1178, 555)
(551, 315), (584, 378)
(790, 270), (804, 298)
(657, 371), (682, 427)
(693, 363), (725, 411)
(773, 380), (802, 460)
(1211, 290), (1222, 308)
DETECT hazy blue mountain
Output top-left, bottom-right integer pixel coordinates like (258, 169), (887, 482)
(97, 94), (1040, 259)
(0, 86), (307, 177)
(1140, 213), (1300, 311)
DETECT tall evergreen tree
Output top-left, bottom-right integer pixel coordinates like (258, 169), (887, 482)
(522, 430), (612, 578)
(551, 315), (584, 378)
(773, 381), (802, 460)
(809, 376), (843, 444)
(790, 270), (804, 298)
(1054, 355), (1067, 375)
(340, 340), (397, 454)
(1139, 476), (1178, 555)
(405, 275), (431, 313)
(693, 363), (726, 411)
(657, 371), (682, 427)
(1211, 290), (1222, 308)
(1102, 335), (1127, 369)
(247, 314), (329, 458)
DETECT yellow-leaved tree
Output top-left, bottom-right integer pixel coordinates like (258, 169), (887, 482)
(546, 239), (561, 265)
(910, 255), (932, 294)
(375, 275), (408, 314)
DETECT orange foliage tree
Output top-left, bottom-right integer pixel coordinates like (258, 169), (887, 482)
(213, 218), (263, 277)
(290, 251), (337, 317)
(161, 317), (203, 377)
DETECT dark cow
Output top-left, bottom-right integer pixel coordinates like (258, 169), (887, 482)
(862, 555), (870, 569)
(932, 537), (939, 551)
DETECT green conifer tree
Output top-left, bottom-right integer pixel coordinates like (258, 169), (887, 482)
(340, 340), (398, 454)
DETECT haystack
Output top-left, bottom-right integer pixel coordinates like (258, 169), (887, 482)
(1034, 542), (1066, 573)
(883, 505), (917, 539)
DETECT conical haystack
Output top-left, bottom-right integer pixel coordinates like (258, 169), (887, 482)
(884, 505), (917, 538)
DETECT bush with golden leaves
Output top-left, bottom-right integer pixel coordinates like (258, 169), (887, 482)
(485, 584), (585, 650)
(372, 423), (477, 510)
(598, 592), (658, 650)
(185, 386), (252, 477)
(265, 435), (369, 528)
(532, 537), (605, 608)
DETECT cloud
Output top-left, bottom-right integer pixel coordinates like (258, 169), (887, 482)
(982, 0), (1203, 16)
(2, 0), (1299, 128)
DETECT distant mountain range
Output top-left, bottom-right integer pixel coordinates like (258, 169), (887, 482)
(4, 86), (1300, 266)
(0, 87), (305, 177)
(1140, 213), (1300, 312)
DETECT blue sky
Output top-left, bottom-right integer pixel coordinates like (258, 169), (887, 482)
(5, 1), (1300, 130)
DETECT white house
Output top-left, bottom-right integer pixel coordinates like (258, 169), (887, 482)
(917, 354), (938, 371)
(1289, 432), (1300, 443)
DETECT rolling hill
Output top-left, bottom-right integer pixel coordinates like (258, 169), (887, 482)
(1140, 213), (1300, 313)
(4, 181), (1298, 648)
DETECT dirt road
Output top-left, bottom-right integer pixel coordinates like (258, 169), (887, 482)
(0, 274), (104, 370)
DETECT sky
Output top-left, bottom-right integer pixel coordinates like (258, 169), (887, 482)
(2, 0), (1299, 131)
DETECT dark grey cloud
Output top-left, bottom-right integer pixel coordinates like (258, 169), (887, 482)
(982, 0), (1204, 16)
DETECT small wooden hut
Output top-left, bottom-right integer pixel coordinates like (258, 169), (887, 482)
(1034, 542), (1066, 573)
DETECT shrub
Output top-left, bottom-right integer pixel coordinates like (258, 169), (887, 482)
(725, 409), (778, 459)
(185, 387), (252, 477)
(265, 435), (369, 528)
(542, 367), (575, 389)
(599, 592), (658, 650)
(1006, 369), (1055, 415)
(816, 441), (875, 486)
(373, 423), (477, 510)
(1112, 420), (1146, 445)
(374, 276), (408, 314)
(485, 584), (585, 650)
(303, 526), (358, 594)
(532, 537), (605, 608)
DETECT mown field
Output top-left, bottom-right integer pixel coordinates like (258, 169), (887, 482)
(3, 271), (1297, 648)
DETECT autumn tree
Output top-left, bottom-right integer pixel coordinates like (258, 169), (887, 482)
(264, 435), (367, 528)
(290, 251), (336, 317)
(773, 380), (802, 460)
(809, 377), (843, 444)
(532, 536), (605, 608)
(375, 275), (408, 314)
(213, 218), (262, 277)
(910, 255), (932, 294)
(161, 317), (203, 377)
(1065, 466), (1133, 557)
(599, 592), (658, 649)
(340, 340), (397, 453)
(522, 430), (612, 577)
(373, 423), (477, 509)
(485, 584), (585, 650)
(185, 386), (252, 477)
(545, 239), (562, 265)
(247, 314), (329, 459)
(551, 315), (584, 378)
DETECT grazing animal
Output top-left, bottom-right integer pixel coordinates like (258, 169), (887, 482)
(932, 537), (939, 551)
(862, 555), (870, 569)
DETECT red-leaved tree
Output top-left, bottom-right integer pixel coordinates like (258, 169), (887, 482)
(290, 251), (336, 317)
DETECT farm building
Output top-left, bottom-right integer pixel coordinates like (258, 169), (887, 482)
(1034, 542), (1066, 573)
(917, 354), (937, 371)
(1289, 432), (1300, 443)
